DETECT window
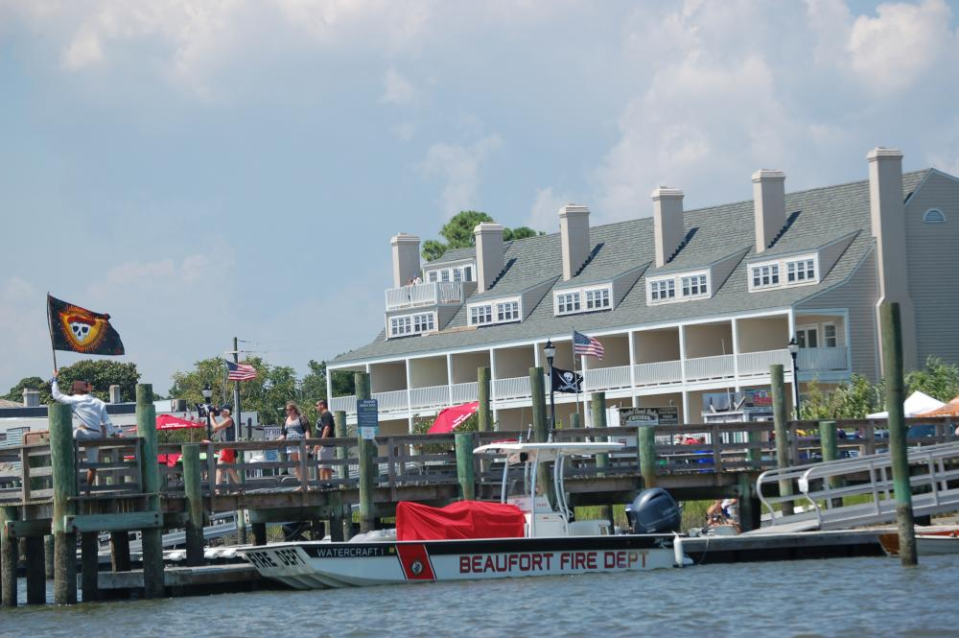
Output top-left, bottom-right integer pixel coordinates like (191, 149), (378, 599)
(557, 292), (581, 314)
(497, 301), (519, 322)
(463, 266), (474, 281)
(924, 209), (946, 223)
(585, 288), (611, 310)
(470, 305), (493, 325)
(823, 324), (837, 348)
(427, 271), (438, 283)
(650, 279), (675, 301)
(787, 259), (815, 283)
(413, 313), (434, 333)
(796, 327), (818, 349)
(390, 316), (412, 336)
(752, 264), (779, 289)
(681, 274), (708, 297)
(441, 269), (450, 282)
(453, 268), (462, 282)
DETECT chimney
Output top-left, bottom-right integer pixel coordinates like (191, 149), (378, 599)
(652, 187), (685, 268)
(559, 205), (591, 281)
(22, 389), (39, 408)
(752, 169), (786, 252)
(390, 233), (421, 288)
(868, 147), (918, 370)
(474, 223), (504, 293)
(109, 385), (122, 404)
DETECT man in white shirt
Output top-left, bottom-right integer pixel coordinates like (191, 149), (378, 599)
(51, 370), (122, 488)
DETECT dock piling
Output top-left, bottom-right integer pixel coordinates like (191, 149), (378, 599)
(44, 535), (54, 579)
(591, 393), (611, 474)
(25, 535), (44, 604)
(478, 367), (492, 432)
(182, 443), (205, 566)
(356, 372), (376, 534)
(770, 364), (794, 515)
(80, 532), (99, 602)
(50, 402), (78, 604)
(819, 420), (843, 509)
(0, 506), (18, 607)
(530, 367), (555, 508)
(455, 432), (476, 501)
(110, 532), (131, 572)
(137, 384), (166, 598)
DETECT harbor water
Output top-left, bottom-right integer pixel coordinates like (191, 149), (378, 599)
(6, 555), (959, 637)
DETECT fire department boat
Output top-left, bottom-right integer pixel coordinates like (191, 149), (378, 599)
(241, 442), (689, 588)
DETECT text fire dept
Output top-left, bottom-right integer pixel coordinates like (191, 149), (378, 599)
(459, 551), (646, 574)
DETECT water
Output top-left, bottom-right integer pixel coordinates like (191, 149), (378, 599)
(6, 556), (959, 638)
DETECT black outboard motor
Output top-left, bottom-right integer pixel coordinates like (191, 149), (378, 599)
(625, 488), (681, 534)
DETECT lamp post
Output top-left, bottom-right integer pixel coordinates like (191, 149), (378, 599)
(787, 337), (801, 420)
(544, 340), (557, 429)
(202, 384), (213, 440)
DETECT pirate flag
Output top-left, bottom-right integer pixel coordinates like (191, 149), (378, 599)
(47, 294), (125, 355)
(550, 367), (583, 394)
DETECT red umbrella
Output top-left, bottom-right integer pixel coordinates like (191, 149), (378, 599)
(156, 414), (207, 430)
(428, 402), (479, 434)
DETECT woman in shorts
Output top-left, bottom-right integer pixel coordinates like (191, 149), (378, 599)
(281, 402), (311, 488)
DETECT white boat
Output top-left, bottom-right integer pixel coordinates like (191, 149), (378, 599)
(241, 441), (689, 588)
(879, 528), (959, 556)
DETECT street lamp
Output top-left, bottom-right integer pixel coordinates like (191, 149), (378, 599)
(787, 337), (801, 420)
(544, 340), (557, 430)
(202, 384), (213, 440)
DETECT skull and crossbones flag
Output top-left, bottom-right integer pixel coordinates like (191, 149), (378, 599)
(550, 367), (583, 394)
(47, 294), (125, 355)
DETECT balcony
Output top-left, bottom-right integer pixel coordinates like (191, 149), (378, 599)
(684, 354), (736, 383)
(799, 346), (849, 372)
(737, 349), (791, 377)
(584, 365), (632, 392)
(385, 282), (464, 311)
(633, 360), (683, 388)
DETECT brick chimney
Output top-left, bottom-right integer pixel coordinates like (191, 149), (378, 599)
(559, 205), (590, 281)
(868, 147), (918, 370)
(390, 233), (421, 288)
(474, 223), (504, 293)
(22, 389), (39, 408)
(652, 187), (684, 267)
(752, 169), (786, 252)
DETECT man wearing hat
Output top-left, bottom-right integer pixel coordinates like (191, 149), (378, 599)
(51, 369), (123, 488)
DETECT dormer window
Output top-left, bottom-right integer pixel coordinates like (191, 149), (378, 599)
(585, 288), (610, 310)
(470, 305), (493, 325)
(557, 292), (581, 315)
(748, 253), (819, 292)
(389, 312), (435, 338)
(424, 261), (476, 285)
(468, 296), (522, 326)
(650, 280), (675, 301)
(786, 258), (815, 283)
(554, 285), (612, 316)
(681, 274), (708, 298)
(497, 301), (519, 322)
(751, 264), (780, 289)
(647, 271), (708, 305)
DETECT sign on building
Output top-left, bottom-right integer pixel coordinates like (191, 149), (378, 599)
(357, 399), (379, 440)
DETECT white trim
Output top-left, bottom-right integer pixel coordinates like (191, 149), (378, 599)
(646, 269), (711, 305)
(467, 295), (522, 327)
(748, 252), (820, 292)
(553, 283), (613, 316)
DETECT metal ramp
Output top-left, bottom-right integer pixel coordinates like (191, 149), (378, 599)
(754, 441), (959, 533)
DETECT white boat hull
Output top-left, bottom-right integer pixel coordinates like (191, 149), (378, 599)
(243, 535), (682, 589)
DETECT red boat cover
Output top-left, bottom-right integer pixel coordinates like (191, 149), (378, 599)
(396, 501), (525, 541)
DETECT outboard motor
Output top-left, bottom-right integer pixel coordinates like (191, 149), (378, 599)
(626, 488), (681, 534)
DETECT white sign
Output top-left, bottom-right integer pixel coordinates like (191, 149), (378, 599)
(360, 426), (377, 440)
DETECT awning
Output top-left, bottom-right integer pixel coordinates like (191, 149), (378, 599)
(915, 396), (959, 417)
(866, 391), (946, 419)
(156, 414), (207, 430)
(427, 402), (479, 434)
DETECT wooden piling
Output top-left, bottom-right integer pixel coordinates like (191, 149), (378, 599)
(50, 402), (78, 604)
(455, 432), (476, 501)
(355, 372), (376, 534)
(478, 367), (492, 432)
(137, 384), (166, 598)
(251, 523), (267, 547)
(638, 428), (657, 489)
(882, 303), (917, 566)
(819, 420), (843, 509)
(529, 367), (555, 507)
(80, 532), (99, 601)
(590, 393), (610, 474)
(334, 410), (348, 481)
(0, 506), (18, 607)
(44, 535), (54, 579)
(737, 473), (761, 532)
(24, 536), (45, 604)
(182, 444), (205, 566)
(770, 364), (794, 515)
(110, 533), (131, 572)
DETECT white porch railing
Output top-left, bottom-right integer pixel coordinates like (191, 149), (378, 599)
(384, 282), (464, 310)
(684, 354), (736, 382)
(410, 385), (450, 411)
(375, 389), (410, 414)
(737, 349), (791, 377)
(329, 395), (356, 415)
(633, 360), (683, 387)
(451, 382), (478, 404)
(584, 365), (632, 392)
(800, 346), (849, 372)
(493, 376), (532, 402)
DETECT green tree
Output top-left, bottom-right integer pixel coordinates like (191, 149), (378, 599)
(504, 226), (538, 241)
(421, 239), (448, 262)
(906, 356), (959, 402)
(800, 374), (882, 420)
(4, 376), (52, 405)
(56, 360), (141, 403)
(300, 360), (357, 409)
(421, 211), (545, 261)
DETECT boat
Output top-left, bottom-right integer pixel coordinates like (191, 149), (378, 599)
(879, 528), (959, 556)
(240, 441), (689, 588)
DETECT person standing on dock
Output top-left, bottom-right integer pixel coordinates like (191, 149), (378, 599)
(51, 369), (122, 489)
(281, 402), (311, 488)
(212, 407), (241, 491)
(313, 399), (335, 484)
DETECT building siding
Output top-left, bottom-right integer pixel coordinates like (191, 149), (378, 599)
(799, 248), (879, 380)
(904, 171), (959, 368)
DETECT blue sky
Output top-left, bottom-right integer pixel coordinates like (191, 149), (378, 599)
(2, 0), (959, 394)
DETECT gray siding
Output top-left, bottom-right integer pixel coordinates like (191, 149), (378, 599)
(818, 233), (857, 280)
(709, 250), (747, 295)
(438, 306), (459, 330)
(520, 279), (558, 320)
(612, 266), (647, 307)
(799, 248), (879, 380)
(905, 171), (959, 367)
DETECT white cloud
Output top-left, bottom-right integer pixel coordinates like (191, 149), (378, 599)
(419, 134), (503, 218)
(392, 121), (416, 141)
(527, 187), (570, 234)
(0, 276), (51, 389)
(381, 68), (417, 105)
(63, 28), (104, 69)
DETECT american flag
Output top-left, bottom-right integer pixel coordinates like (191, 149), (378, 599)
(225, 359), (258, 381)
(572, 330), (604, 360)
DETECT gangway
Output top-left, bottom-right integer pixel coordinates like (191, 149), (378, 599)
(754, 441), (959, 533)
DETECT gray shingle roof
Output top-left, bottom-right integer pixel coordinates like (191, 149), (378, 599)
(334, 170), (930, 366)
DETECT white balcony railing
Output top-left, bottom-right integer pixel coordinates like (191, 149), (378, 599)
(737, 349), (791, 377)
(493, 376), (532, 402)
(584, 365), (632, 392)
(329, 395), (356, 415)
(410, 385), (451, 411)
(800, 346), (849, 372)
(451, 382), (478, 404)
(376, 389), (411, 414)
(384, 282), (464, 311)
(633, 360), (683, 387)
(684, 354), (736, 382)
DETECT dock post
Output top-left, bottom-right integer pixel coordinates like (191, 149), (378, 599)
(530, 367), (556, 508)
(638, 427), (657, 489)
(570, 413), (581, 429)
(0, 506), (18, 607)
(770, 364), (794, 515)
(356, 372), (376, 534)
(251, 523), (267, 546)
(591, 393), (610, 473)
(737, 473), (761, 532)
(182, 444), (205, 565)
(80, 532), (99, 602)
(882, 303), (917, 566)
(44, 535), (54, 579)
(50, 402), (78, 604)
(455, 432), (476, 501)
(137, 384), (166, 597)
(334, 410), (348, 482)
(819, 420), (842, 508)
(478, 367), (492, 432)
(25, 535), (45, 604)
(110, 532), (131, 572)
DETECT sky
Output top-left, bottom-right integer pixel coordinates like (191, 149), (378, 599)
(2, 0), (959, 395)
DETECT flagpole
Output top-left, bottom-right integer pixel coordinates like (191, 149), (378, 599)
(46, 293), (58, 372)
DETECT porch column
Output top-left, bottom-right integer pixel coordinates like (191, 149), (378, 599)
(446, 354), (453, 405)
(628, 330), (637, 391)
(731, 318), (741, 391)
(678, 324), (688, 384)
(404, 359), (413, 414)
